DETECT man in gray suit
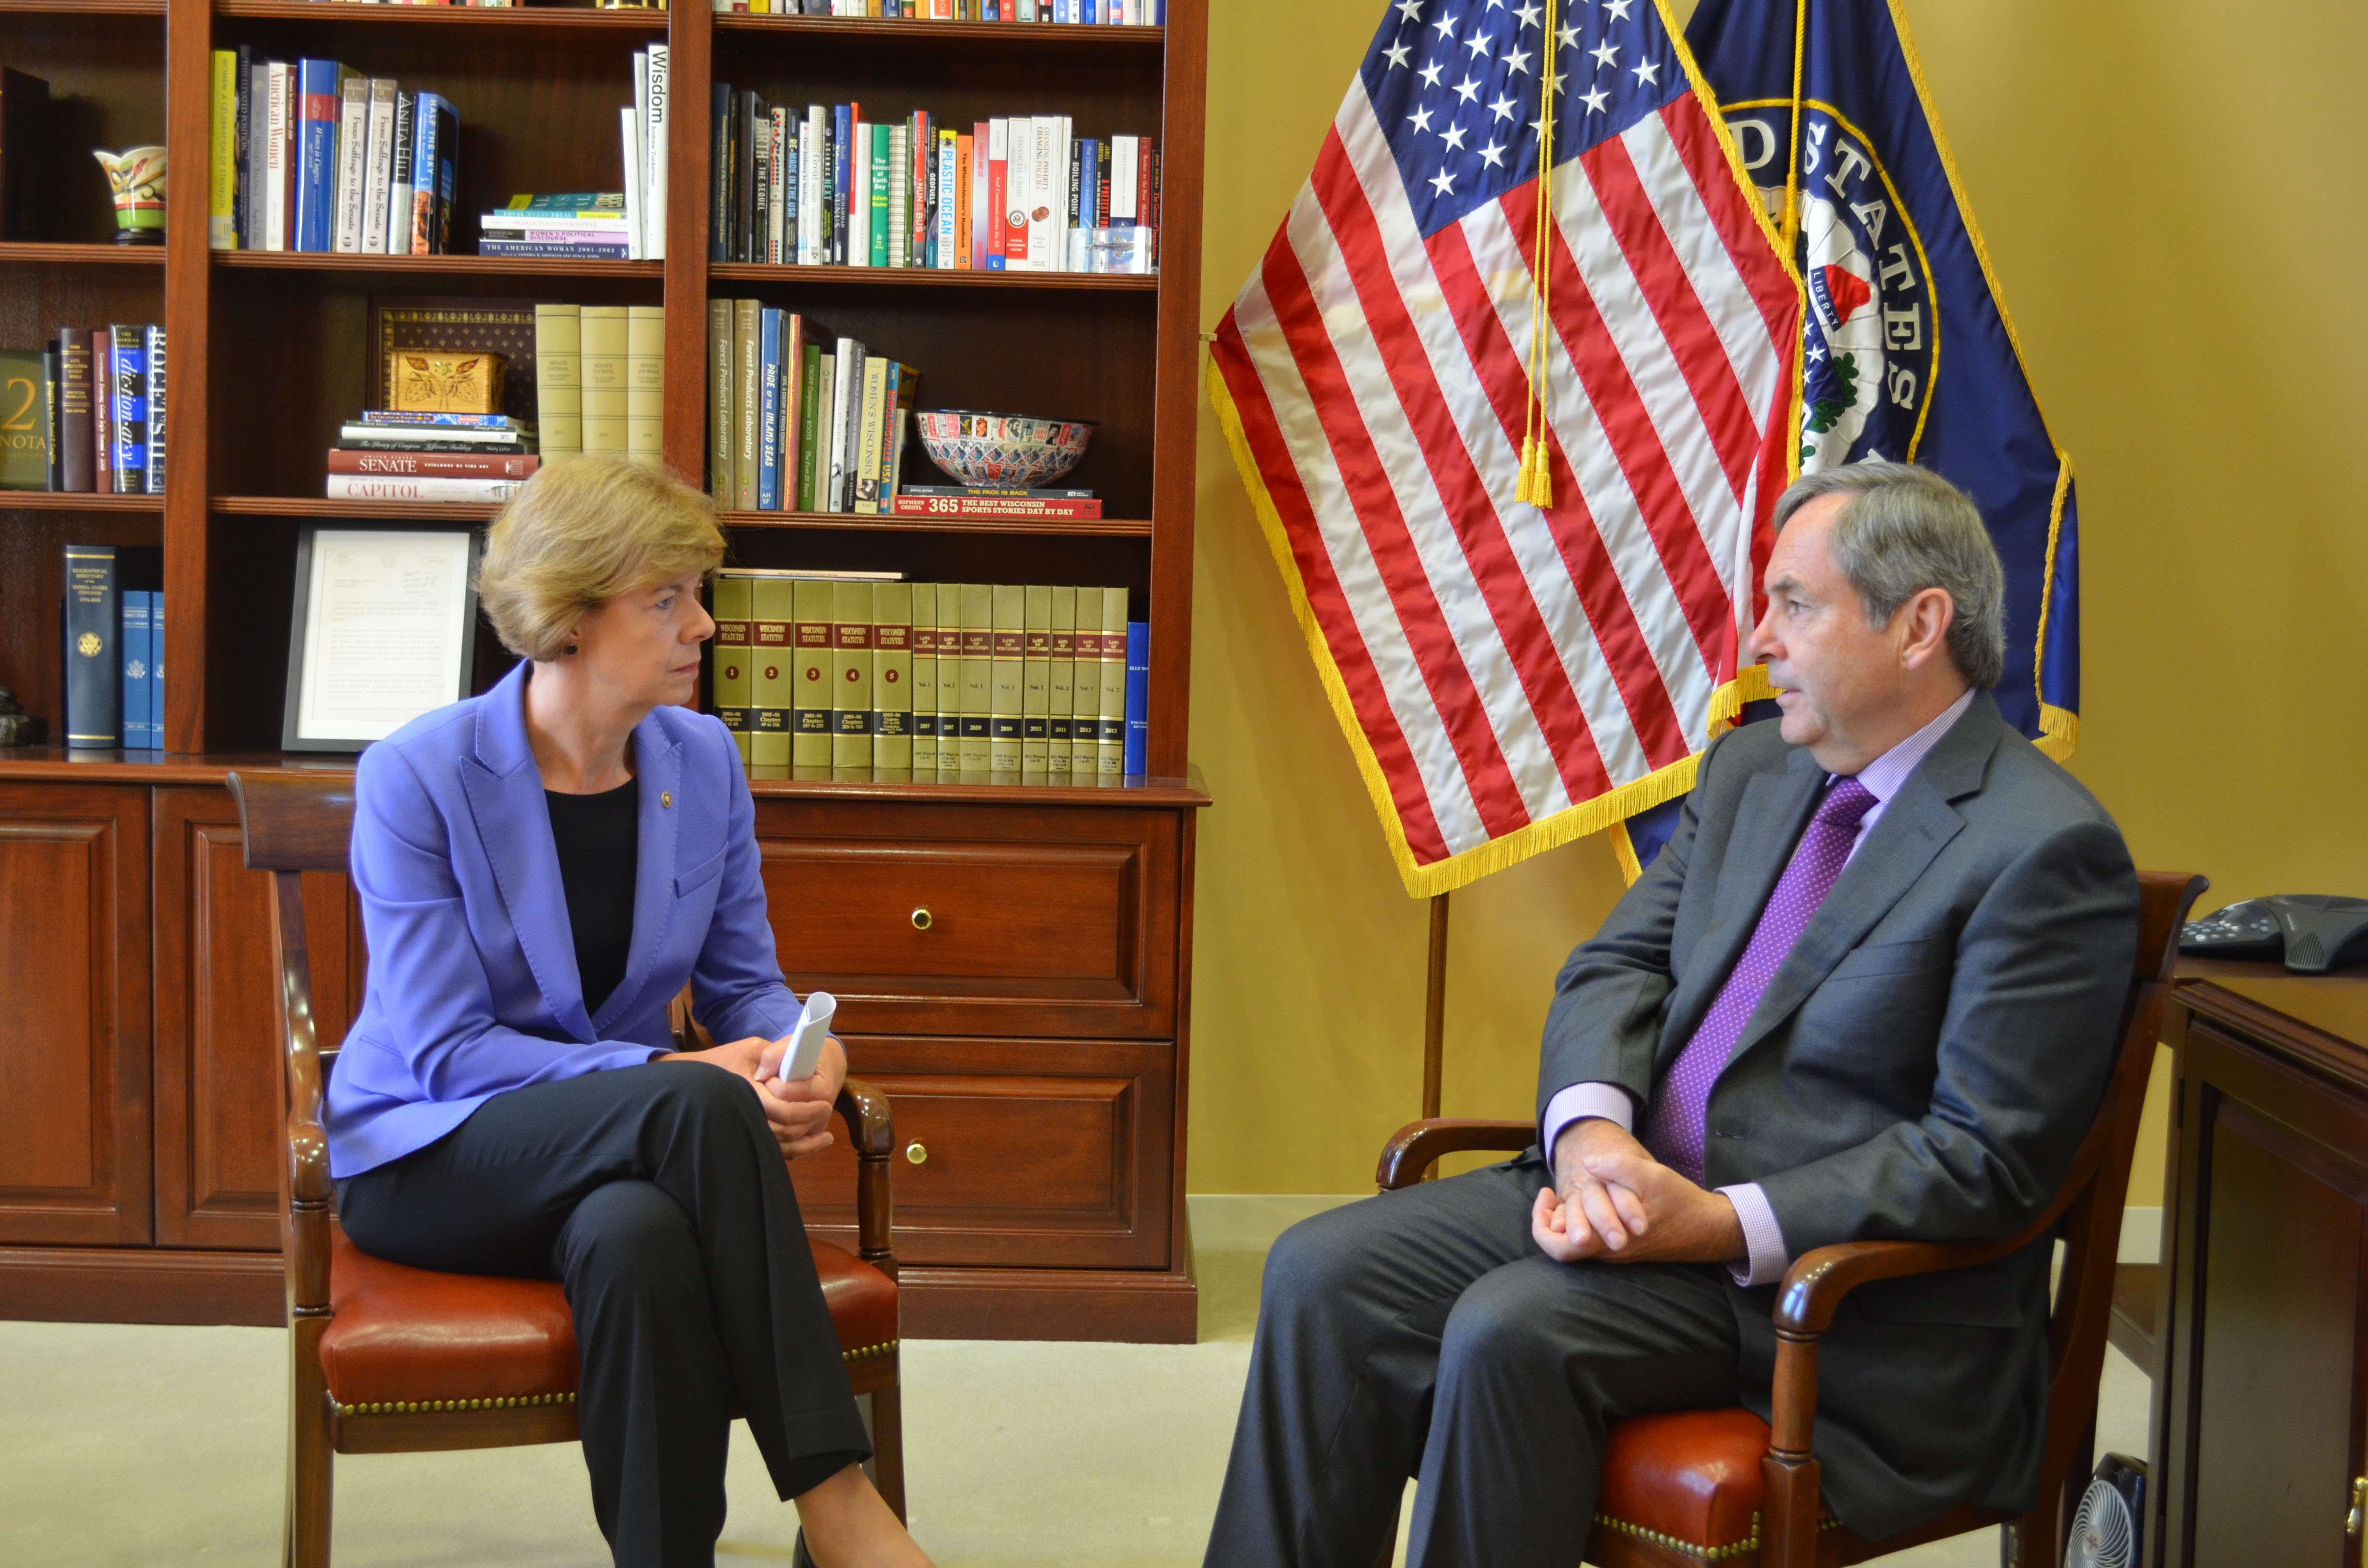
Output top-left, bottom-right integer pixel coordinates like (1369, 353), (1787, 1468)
(1204, 463), (2139, 1568)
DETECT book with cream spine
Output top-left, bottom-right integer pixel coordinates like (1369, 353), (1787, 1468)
(873, 581), (913, 770)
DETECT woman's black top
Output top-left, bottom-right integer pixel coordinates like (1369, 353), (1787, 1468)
(544, 777), (639, 1015)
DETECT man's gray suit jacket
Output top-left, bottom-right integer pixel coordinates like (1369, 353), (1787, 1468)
(1540, 690), (2139, 1538)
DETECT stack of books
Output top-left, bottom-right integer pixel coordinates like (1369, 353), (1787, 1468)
(710, 574), (1147, 776)
(481, 48), (669, 259)
(705, 306), (916, 513)
(326, 413), (537, 503)
(711, 96), (1158, 273)
(0, 325), (165, 495)
(208, 52), (458, 254)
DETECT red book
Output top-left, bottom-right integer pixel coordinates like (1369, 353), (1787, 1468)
(90, 327), (112, 494)
(892, 494), (1102, 519)
(325, 449), (541, 479)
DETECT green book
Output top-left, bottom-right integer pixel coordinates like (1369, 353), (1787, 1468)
(869, 122), (890, 268)
(795, 343), (822, 511)
(0, 350), (53, 490)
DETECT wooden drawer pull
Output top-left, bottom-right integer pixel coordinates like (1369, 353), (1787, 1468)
(910, 907), (933, 931)
(905, 1141), (928, 1165)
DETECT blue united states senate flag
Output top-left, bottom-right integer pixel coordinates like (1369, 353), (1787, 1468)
(1209, 0), (1801, 897)
(1612, 0), (2085, 881)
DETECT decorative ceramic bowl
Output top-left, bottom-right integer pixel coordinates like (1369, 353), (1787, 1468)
(914, 409), (1096, 489)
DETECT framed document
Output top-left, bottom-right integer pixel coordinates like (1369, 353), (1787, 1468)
(283, 524), (482, 753)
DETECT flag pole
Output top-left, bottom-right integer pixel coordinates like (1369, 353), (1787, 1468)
(1422, 891), (1450, 1123)
(1782, 0), (1807, 251)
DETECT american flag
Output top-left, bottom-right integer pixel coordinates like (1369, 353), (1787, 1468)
(1208, 0), (1801, 895)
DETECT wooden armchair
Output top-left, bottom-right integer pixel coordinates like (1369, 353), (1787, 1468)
(227, 771), (906, 1568)
(1374, 869), (2205, 1568)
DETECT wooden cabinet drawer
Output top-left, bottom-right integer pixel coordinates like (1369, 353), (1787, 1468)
(792, 1036), (1174, 1271)
(752, 799), (1181, 1039)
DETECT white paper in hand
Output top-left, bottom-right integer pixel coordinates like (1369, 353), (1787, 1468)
(762, 991), (837, 1082)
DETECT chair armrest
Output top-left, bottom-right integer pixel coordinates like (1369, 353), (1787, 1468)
(836, 1077), (897, 1281)
(1774, 1233), (2031, 1336)
(1377, 1119), (1535, 1191)
(835, 1077), (895, 1158)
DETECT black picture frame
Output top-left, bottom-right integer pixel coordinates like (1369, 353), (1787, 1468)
(282, 522), (482, 754)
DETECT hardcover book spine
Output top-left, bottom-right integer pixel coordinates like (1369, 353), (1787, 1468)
(891, 495), (1103, 518)
(432, 98), (458, 254)
(646, 43), (670, 262)
(741, 98), (764, 265)
(245, 57), (268, 250)
(873, 580), (913, 770)
(989, 582), (1024, 771)
(826, 337), (860, 511)
(323, 475), (521, 502)
(936, 586), (962, 773)
(384, 90), (414, 255)
(879, 361), (911, 507)
(120, 591), (154, 748)
(732, 298), (761, 509)
(40, 349), (62, 491)
(265, 64), (290, 251)
(909, 583), (937, 771)
(756, 307), (782, 509)
(795, 344), (822, 512)
(778, 315), (805, 508)
(580, 304), (629, 455)
(1047, 583), (1074, 774)
(61, 544), (119, 748)
(150, 590), (165, 747)
(408, 90), (441, 255)
(1124, 620), (1148, 776)
(706, 297), (732, 497)
(883, 121), (904, 267)
(360, 78), (395, 253)
(90, 329), (111, 494)
(984, 118), (1007, 269)
(798, 105), (823, 265)
(209, 50), (238, 249)
(57, 329), (93, 493)
(142, 325), (165, 495)
(332, 68), (369, 253)
(107, 327), (146, 495)
(626, 305), (664, 467)
(294, 61), (337, 253)
(748, 576), (793, 767)
(234, 47), (255, 248)
(710, 573), (753, 762)
(1021, 583), (1050, 770)
(791, 577), (833, 767)
(736, 91), (760, 264)
(806, 350), (833, 513)
(708, 82), (731, 263)
(851, 355), (886, 513)
(628, 52), (650, 260)
(325, 450), (539, 478)
(1098, 585), (1128, 774)
(532, 301), (583, 460)
(831, 579), (876, 769)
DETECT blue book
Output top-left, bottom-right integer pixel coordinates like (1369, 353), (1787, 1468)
(120, 591), (154, 749)
(296, 60), (342, 253)
(149, 591), (165, 747)
(106, 328), (147, 493)
(143, 325), (166, 497)
(756, 307), (783, 510)
(833, 104), (852, 263)
(1079, 137), (1098, 230)
(61, 544), (119, 749)
(434, 98), (458, 253)
(233, 44), (253, 247)
(409, 91), (444, 256)
(1123, 621), (1148, 776)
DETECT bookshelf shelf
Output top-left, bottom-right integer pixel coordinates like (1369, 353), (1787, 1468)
(0, 0), (162, 13)
(717, 507), (1152, 538)
(706, 261), (1156, 292)
(213, 251), (667, 281)
(214, 0), (668, 30)
(711, 13), (1162, 53)
(210, 496), (499, 521)
(0, 491), (166, 511)
(0, 243), (167, 267)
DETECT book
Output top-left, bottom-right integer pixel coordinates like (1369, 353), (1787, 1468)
(805, 348), (833, 512)
(500, 192), (627, 214)
(40, 348), (60, 491)
(0, 67), (49, 244)
(333, 69), (368, 252)
(707, 82), (732, 263)
(756, 306), (783, 508)
(243, 54), (266, 249)
(732, 298), (760, 508)
(626, 53), (649, 259)
(892, 494), (1103, 518)
(1021, 583), (1050, 770)
(831, 579), (875, 768)
(879, 360), (915, 505)
(957, 582), (992, 770)
(106, 327), (146, 495)
(626, 305), (664, 466)
(209, 51), (238, 249)
(790, 577), (833, 766)
(710, 572), (753, 760)
(355, 409), (526, 429)
(706, 297), (732, 497)
(432, 97), (458, 254)
(0, 349), (49, 490)
(909, 583), (937, 771)
(827, 335), (862, 511)
(1047, 583), (1075, 774)
(384, 89), (414, 256)
(989, 582), (1024, 771)
(901, 483), (1096, 497)
(338, 422), (528, 446)
(748, 575), (793, 767)
(645, 44), (670, 261)
(325, 448), (538, 478)
(1097, 584), (1128, 774)
(935, 583), (961, 773)
(874, 580), (913, 769)
(121, 590), (155, 749)
(795, 343), (823, 511)
(851, 354), (888, 512)
(476, 239), (633, 261)
(89, 329), (110, 494)
(264, 63), (291, 250)
(533, 302), (583, 460)
(56, 329), (92, 493)
(324, 475), (522, 502)
(986, 117), (1009, 269)
(580, 304), (629, 454)
(143, 324), (165, 495)
(408, 90), (444, 254)
(295, 60), (342, 254)
(149, 590), (165, 747)
(61, 544), (119, 748)
(360, 79), (397, 254)
(1124, 619), (1148, 776)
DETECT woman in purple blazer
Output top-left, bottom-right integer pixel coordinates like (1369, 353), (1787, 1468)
(329, 456), (932, 1568)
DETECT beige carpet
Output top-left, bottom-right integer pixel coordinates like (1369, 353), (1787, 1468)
(0, 1249), (2146, 1566)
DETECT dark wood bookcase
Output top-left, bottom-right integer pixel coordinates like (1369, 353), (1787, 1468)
(0, 0), (1208, 1341)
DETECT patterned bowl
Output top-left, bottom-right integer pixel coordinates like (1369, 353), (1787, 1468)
(914, 409), (1096, 489)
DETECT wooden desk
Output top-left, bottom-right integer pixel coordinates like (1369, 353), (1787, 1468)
(2151, 961), (2368, 1568)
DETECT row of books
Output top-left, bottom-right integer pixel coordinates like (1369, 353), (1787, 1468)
(715, 0), (1164, 18)
(0, 328), (165, 495)
(705, 307), (916, 513)
(325, 412), (540, 502)
(711, 575), (1148, 774)
(207, 52), (458, 254)
(535, 304), (666, 465)
(712, 97), (1158, 274)
(60, 545), (165, 751)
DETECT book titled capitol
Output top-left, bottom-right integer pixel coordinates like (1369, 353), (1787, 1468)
(326, 410), (535, 501)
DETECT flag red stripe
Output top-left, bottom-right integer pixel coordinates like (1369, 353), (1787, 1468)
(1427, 217), (1692, 768)
(1507, 184), (1736, 681)
(1658, 97), (1801, 353)
(1255, 233), (1535, 839)
(1211, 311), (1457, 866)
(1309, 132), (1614, 806)
(1582, 133), (1762, 504)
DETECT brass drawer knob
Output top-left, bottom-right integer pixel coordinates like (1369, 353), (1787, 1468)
(2349, 1476), (2366, 1537)
(905, 1141), (928, 1165)
(911, 907), (933, 931)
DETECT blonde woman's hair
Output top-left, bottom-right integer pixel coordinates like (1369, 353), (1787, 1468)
(476, 454), (726, 662)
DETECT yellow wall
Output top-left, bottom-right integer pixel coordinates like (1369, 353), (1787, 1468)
(1185, 0), (2368, 1200)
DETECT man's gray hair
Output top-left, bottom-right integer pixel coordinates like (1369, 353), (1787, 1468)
(1772, 462), (2007, 690)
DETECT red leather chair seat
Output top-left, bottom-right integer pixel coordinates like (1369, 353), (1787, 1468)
(1595, 1408), (1827, 1557)
(320, 1231), (899, 1411)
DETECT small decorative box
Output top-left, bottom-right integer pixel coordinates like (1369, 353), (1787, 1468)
(393, 353), (507, 414)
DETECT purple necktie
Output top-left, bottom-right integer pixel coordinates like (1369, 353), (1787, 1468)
(1642, 776), (1877, 1184)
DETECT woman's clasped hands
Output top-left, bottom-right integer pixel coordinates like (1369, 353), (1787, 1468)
(658, 1031), (848, 1160)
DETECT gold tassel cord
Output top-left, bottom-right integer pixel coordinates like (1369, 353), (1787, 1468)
(1516, 0), (1560, 509)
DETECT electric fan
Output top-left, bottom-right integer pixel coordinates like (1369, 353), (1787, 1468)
(2063, 1453), (2145, 1568)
